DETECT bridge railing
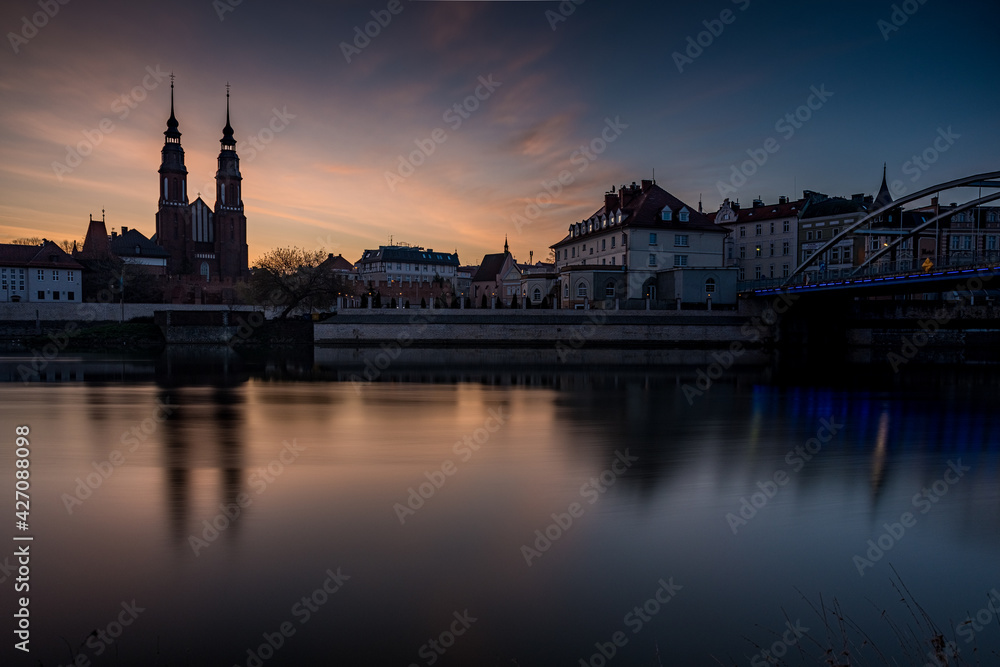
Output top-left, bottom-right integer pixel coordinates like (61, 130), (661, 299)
(737, 253), (1000, 293)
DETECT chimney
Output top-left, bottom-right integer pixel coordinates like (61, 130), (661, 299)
(121, 226), (129, 234)
(753, 198), (764, 208)
(640, 179), (653, 192)
(778, 196), (788, 205)
(605, 191), (620, 213)
(111, 231), (117, 240)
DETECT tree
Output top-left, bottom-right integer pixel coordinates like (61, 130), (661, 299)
(480, 294), (488, 309)
(540, 296), (550, 309)
(510, 294), (519, 309)
(244, 247), (352, 319)
(373, 291), (382, 308)
(420, 297), (427, 308)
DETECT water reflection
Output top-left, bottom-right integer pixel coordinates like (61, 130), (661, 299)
(0, 353), (998, 666)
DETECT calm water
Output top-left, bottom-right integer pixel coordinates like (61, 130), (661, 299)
(1, 352), (999, 666)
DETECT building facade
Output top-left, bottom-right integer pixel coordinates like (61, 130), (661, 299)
(712, 196), (803, 281)
(0, 241), (83, 303)
(154, 80), (249, 283)
(551, 180), (732, 308)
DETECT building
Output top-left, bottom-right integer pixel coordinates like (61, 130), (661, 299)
(797, 192), (868, 281)
(355, 244), (460, 304)
(519, 259), (558, 306)
(0, 241), (83, 302)
(711, 196), (803, 281)
(154, 80), (249, 284)
(110, 227), (171, 273)
(470, 239), (518, 306)
(551, 180), (733, 308)
(912, 198), (1000, 267)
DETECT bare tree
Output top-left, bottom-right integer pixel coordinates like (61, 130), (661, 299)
(244, 247), (353, 319)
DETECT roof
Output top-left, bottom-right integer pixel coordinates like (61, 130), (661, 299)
(78, 217), (112, 259)
(472, 252), (510, 282)
(357, 245), (460, 267)
(0, 241), (84, 270)
(715, 199), (806, 225)
(319, 253), (354, 272)
(551, 180), (725, 249)
(800, 197), (868, 219)
(109, 228), (171, 258)
(873, 165), (894, 211)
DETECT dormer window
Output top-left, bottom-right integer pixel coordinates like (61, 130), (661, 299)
(678, 207), (689, 222)
(661, 208), (673, 221)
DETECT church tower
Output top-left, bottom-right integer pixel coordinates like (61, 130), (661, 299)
(155, 76), (193, 274)
(214, 85), (249, 280)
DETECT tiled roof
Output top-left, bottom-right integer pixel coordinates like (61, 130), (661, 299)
(717, 199), (806, 224)
(552, 181), (725, 249)
(320, 253), (355, 271)
(0, 241), (84, 270)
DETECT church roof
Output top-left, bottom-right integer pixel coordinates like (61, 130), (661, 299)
(472, 252), (512, 283)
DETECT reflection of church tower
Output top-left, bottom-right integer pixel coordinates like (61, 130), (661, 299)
(214, 86), (249, 281)
(155, 76), (193, 275)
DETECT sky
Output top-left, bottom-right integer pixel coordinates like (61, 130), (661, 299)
(1, 0), (997, 266)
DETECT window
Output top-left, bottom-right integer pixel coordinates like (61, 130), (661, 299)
(590, 247), (594, 255)
(37, 270), (44, 281)
(649, 233), (657, 245)
(564, 284), (569, 298)
(533, 288), (541, 302)
(37, 291), (44, 300)
(68, 292), (75, 301)
(648, 254), (657, 266)
(678, 210), (689, 222)
(755, 266), (762, 279)
(782, 241), (789, 256)
(832, 228), (838, 236)
(739, 245), (746, 259)
(52, 291), (59, 300)
(769, 265), (774, 278)
(661, 209), (672, 221)
(611, 237), (616, 249)
(987, 236), (997, 250)
(705, 278), (716, 293)
(605, 282), (615, 297)
(806, 231), (813, 241)
(769, 222), (775, 234)
(782, 264), (789, 277)
(963, 236), (973, 250)
(769, 243), (774, 256)
(739, 226), (746, 237)
(576, 282), (588, 298)
(601, 239), (606, 251)
(610, 257), (615, 265)
(755, 246), (762, 258)
(783, 220), (790, 233)
(52, 270), (60, 281)
(739, 267), (745, 280)
(816, 230), (823, 240)
(68, 271), (75, 282)
(674, 234), (689, 247)
(674, 255), (688, 267)
(755, 223), (762, 236)
(950, 236), (959, 250)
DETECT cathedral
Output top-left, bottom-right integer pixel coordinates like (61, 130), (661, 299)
(155, 78), (249, 282)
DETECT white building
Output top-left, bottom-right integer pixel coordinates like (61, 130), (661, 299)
(551, 180), (733, 308)
(0, 241), (83, 303)
(711, 196), (804, 282)
(355, 244), (459, 288)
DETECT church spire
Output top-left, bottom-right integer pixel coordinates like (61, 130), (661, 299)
(221, 83), (235, 148)
(504, 235), (509, 254)
(164, 74), (180, 141)
(874, 162), (893, 209)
